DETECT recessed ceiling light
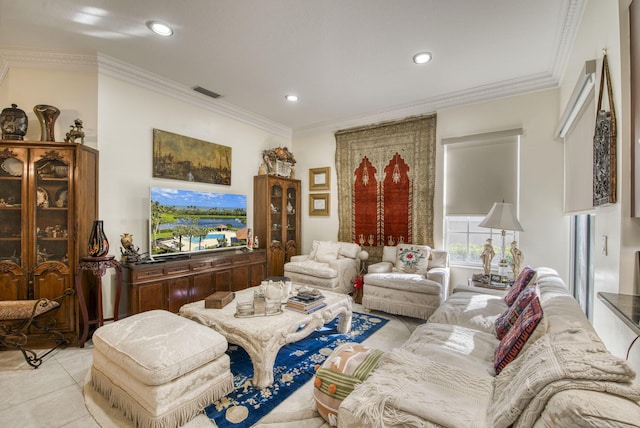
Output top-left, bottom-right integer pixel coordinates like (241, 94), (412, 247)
(413, 52), (432, 64)
(146, 20), (173, 37)
(285, 95), (299, 102)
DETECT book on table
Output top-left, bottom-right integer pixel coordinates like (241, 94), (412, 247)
(286, 293), (325, 311)
(286, 301), (327, 314)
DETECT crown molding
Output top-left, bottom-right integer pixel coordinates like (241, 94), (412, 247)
(0, 49), (292, 139)
(549, 0), (586, 81)
(293, 72), (559, 137)
(96, 53), (291, 139)
(292, 0), (584, 138)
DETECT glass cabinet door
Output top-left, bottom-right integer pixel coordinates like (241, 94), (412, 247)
(0, 147), (28, 300)
(286, 184), (297, 243)
(33, 149), (72, 268)
(270, 182), (284, 243)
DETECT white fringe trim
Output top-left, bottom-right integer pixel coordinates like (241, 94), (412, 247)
(90, 367), (233, 428)
(362, 296), (436, 320)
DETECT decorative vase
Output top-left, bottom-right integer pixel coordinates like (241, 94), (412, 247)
(88, 220), (110, 257)
(33, 104), (60, 142)
(0, 104), (28, 140)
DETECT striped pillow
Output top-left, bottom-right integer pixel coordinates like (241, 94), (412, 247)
(314, 342), (383, 426)
(494, 296), (543, 374)
(504, 266), (537, 306)
(495, 285), (538, 339)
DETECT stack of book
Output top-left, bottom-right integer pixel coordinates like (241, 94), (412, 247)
(286, 292), (326, 313)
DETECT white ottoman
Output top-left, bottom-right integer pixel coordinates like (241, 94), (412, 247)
(363, 272), (443, 320)
(90, 310), (233, 428)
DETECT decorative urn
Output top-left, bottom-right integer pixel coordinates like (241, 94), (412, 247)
(0, 104), (28, 140)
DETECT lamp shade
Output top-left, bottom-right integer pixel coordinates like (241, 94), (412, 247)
(478, 202), (523, 232)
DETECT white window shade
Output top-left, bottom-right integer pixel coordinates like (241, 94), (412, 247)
(563, 93), (595, 214)
(444, 129), (520, 216)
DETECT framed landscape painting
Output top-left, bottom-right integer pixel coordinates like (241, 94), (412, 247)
(152, 129), (232, 185)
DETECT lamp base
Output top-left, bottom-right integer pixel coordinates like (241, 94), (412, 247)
(498, 259), (510, 284)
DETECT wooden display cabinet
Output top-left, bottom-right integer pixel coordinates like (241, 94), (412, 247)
(253, 175), (301, 276)
(120, 249), (266, 316)
(0, 140), (99, 346)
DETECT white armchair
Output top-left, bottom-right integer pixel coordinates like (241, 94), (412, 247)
(284, 241), (368, 294)
(363, 245), (449, 320)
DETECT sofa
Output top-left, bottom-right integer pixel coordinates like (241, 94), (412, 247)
(363, 245), (450, 320)
(284, 240), (368, 294)
(337, 267), (640, 427)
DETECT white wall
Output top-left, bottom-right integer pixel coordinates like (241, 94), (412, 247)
(438, 89), (568, 286)
(559, 0), (640, 372)
(295, 88), (569, 288)
(1, 68), (98, 145)
(0, 66), (292, 319)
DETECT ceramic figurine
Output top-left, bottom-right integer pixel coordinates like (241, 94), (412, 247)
(510, 241), (523, 278)
(64, 118), (85, 144)
(480, 238), (495, 276)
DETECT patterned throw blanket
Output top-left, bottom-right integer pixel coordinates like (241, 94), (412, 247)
(491, 327), (640, 428)
(345, 325), (640, 428)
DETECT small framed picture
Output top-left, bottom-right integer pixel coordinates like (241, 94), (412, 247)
(309, 167), (330, 191)
(309, 193), (330, 216)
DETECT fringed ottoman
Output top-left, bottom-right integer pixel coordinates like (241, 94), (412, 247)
(89, 310), (234, 428)
(313, 342), (383, 426)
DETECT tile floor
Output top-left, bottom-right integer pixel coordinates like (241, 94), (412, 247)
(0, 304), (423, 428)
(0, 341), (98, 428)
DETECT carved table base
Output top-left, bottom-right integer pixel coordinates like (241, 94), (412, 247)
(179, 286), (352, 388)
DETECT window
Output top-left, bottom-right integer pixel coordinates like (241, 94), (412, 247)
(571, 214), (594, 319)
(446, 216), (517, 266)
(443, 128), (521, 266)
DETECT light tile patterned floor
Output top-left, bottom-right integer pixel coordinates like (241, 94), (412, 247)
(0, 304), (423, 428)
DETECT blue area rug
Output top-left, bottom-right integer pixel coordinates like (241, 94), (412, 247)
(205, 311), (388, 427)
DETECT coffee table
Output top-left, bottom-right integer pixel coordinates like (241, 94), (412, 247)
(178, 286), (352, 388)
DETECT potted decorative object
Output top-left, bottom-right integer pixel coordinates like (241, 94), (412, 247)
(352, 275), (364, 304)
(261, 146), (296, 178)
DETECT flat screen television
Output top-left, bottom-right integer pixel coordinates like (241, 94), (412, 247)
(150, 186), (248, 258)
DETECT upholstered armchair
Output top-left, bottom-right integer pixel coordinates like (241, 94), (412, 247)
(363, 245), (449, 319)
(284, 241), (368, 294)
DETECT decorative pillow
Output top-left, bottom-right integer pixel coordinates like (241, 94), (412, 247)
(314, 342), (383, 426)
(308, 240), (319, 260)
(495, 284), (538, 339)
(314, 241), (341, 263)
(394, 244), (430, 274)
(382, 246), (398, 264)
(338, 242), (360, 259)
(504, 266), (537, 306)
(428, 250), (449, 269)
(494, 296), (543, 374)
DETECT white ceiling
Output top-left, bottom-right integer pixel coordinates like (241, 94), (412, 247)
(0, 0), (583, 133)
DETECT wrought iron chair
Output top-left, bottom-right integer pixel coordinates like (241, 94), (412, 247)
(0, 288), (74, 368)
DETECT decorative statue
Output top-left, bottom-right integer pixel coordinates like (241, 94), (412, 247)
(510, 240), (523, 278)
(64, 118), (85, 144)
(480, 238), (495, 276)
(120, 233), (142, 263)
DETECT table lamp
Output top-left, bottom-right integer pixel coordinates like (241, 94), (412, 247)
(478, 202), (523, 282)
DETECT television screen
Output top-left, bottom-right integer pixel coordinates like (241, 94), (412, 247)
(150, 187), (248, 258)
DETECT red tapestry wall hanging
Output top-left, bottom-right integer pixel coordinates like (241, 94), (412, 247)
(335, 114), (437, 254)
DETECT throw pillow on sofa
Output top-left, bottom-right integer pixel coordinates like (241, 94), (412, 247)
(314, 342), (383, 426)
(504, 266), (537, 306)
(494, 296), (543, 374)
(428, 250), (449, 269)
(393, 244), (430, 274)
(495, 285), (539, 339)
(315, 241), (341, 263)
